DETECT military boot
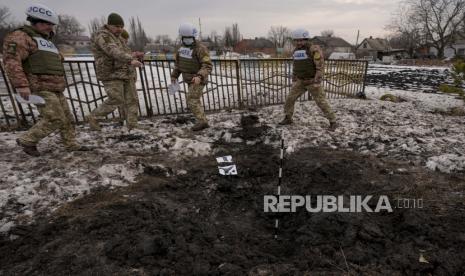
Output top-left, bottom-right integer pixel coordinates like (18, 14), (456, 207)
(279, 116), (293, 125)
(191, 121), (209, 131)
(16, 139), (40, 157)
(86, 115), (101, 131)
(329, 121), (338, 131)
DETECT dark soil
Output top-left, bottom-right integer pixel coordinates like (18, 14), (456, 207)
(367, 67), (453, 93)
(1, 115), (464, 275)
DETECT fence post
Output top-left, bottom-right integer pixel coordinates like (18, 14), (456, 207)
(235, 59), (243, 109)
(0, 61), (25, 129)
(138, 65), (153, 116)
(360, 60), (369, 98)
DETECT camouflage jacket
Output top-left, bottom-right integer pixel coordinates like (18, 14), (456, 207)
(2, 25), (66, 93)
(292, 43), (325, 83)
(122, 41), (137, 81)
(91, 25), (133, 81)
(171, 41), (212, 85)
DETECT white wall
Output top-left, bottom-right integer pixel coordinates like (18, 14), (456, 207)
(429, 43), (465, 58)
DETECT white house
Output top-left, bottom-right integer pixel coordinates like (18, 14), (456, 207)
(429, 39), (465, 58)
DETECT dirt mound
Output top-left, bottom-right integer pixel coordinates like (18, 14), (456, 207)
(1, 121), (464, 275)
(239, 114), (269, 141)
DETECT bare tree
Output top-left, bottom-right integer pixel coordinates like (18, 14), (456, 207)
(209, 30), (221, 47)
(321, 29), (334, 37)
(88, 16), (106, 36)
(416, 0), (465, 58)
(387, 1), (425, 57)
(54, 14), (85, 43)
(154, 34), (172, 46)
(128, 16), (150, 51)
(231, 23), (241, 46)
(0, 6), (11, 25)
(392, 0), (465, 58)
(0, 6), (20, 53)
(224, 27), (233, 47)
(268, 26), (291, 48)
(223, 23), (240, 48)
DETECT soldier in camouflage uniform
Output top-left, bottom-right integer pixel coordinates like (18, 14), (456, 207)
(86, 13), (144, 131)
(3, 4), (87, 156)
(118, 29), (140, 126)
(171, 23), (213, 131)
(280, 28), (337, 130)
(121, 30), (138, 82)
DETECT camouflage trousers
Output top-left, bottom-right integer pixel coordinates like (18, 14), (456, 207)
(187, 84), (207, 123)
(284, 80), (336, 123)
(91, 79), (139, 128)
(19, 90), (78, 149)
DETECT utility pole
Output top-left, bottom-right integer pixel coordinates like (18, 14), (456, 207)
(355, 30), (360, 47)
(199, 17), (202, 40)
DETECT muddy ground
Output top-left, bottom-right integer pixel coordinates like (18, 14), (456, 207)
(1, 115), (465, 275)
(366, 66), (452, 93)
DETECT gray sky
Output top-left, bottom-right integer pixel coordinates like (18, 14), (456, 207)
(3, 0), (401, 44)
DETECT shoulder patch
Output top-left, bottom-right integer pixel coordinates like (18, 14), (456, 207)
(314, 51), (321, 60)
(7, 42), (17, 54)
(103, 35), (111, 43)
(201, 55), (211, 63)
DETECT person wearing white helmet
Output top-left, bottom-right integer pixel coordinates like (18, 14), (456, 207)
(2, 4), (89, 156)
(171, 23), (213, 131)
(280, 28), (337, 130)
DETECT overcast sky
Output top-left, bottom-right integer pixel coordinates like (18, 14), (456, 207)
(3, 0), (401, 44)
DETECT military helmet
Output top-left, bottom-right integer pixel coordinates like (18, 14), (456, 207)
(178, 23), (198, 38)
(25, 4), (59, 25)
(291, 28), (310, 40)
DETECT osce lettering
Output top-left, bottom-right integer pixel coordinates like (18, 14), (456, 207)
(28, 6), (52, 17)
(179, 47), (193, 59)
(34, 37), (59, 54)
(293, 50), (308, 60)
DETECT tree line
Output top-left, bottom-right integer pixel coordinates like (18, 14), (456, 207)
(0, 5), (311, 54)
(388, 0), (465, 58)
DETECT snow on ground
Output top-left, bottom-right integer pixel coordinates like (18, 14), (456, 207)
(368, 64), (450, 74)
(0, 120), (223, 234)
(365, 86), (461, 111)
(365, 64), (454, 94)
(1, 64), (465, 235)
(259, 91), (464, 173)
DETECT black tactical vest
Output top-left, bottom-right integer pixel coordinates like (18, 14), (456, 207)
(293, 47), (316, 79)
(177, 45), (201, 74)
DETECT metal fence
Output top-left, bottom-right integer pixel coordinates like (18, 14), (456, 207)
(0, 58), (368, 131)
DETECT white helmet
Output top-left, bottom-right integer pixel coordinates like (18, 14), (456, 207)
(178, 23), (198, 38)
(25, 4), (59, 25)
(292, 28), (310, 40)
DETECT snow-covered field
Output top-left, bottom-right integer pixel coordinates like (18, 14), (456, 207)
(1, 64), (464, 235)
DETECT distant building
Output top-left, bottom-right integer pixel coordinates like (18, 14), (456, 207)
(60, 35), (91, 48)
(57, 35), (92, 55)
(429, 36), (465, 58)
(199, 38), (225, 55)
(415, 45), (435, 58)
(234, 38), (276, 56)
(356, 36), (407, 61)
(310, 36), (353, 58)
(356, 36), (391, 60)
(144, 43), (175, 54)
